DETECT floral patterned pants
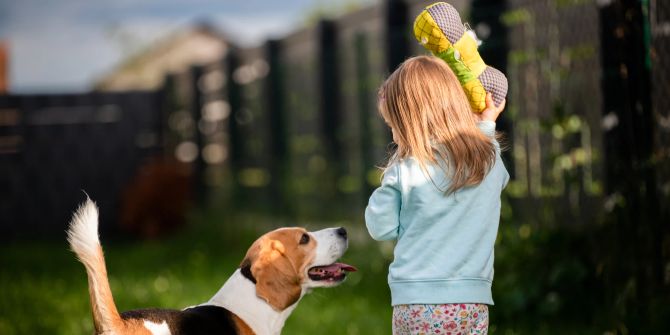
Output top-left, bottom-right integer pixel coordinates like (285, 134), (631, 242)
(392, 303), (489, 335)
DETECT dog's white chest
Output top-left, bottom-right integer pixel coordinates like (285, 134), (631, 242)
(143, 320), (171, 335)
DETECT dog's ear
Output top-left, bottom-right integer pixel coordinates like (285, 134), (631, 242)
(239, 258), (256, 284)
(249, 239), (302, 311)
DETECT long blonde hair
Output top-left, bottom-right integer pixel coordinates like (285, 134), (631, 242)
(378, 55), (496, 193)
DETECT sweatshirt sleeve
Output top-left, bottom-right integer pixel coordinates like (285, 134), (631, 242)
(477, 121), (496, 137)
(365, 164), (402, 241)
(477, 121), (500, 151)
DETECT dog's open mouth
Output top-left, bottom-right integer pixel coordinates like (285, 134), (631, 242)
(308, 263), (357, 282)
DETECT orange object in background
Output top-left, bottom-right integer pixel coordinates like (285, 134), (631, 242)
(0, 41), (7, 93)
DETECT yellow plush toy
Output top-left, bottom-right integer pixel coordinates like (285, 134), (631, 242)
(414, 2), (508, 113)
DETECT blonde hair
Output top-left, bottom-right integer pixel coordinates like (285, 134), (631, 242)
(378, 55), (496, 193)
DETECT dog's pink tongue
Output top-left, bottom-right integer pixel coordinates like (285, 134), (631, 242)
(309, 262), (358, 275)
(333, 262), (357, 272)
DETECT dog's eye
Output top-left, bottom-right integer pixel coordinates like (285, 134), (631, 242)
(299, 233), (310, 245)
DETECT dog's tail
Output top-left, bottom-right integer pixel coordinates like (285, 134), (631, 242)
(67, 198), (123, 334)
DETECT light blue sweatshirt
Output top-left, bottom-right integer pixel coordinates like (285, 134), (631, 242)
(365, 121), (509, 306)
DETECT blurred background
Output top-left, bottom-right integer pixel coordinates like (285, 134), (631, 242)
(1, 0), (669, 334)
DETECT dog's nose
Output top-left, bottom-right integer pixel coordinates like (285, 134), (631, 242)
(336, 227), (347, 239)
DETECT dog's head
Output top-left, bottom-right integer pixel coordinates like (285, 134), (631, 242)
(239, 227), (356, 311)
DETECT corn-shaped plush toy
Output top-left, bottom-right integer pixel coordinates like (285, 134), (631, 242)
(414, 2), (508, 113)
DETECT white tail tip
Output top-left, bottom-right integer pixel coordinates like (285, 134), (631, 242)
(66, 198), (100, 256)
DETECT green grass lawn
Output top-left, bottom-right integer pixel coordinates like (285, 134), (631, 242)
(2, 206), (647, 334)
(0, 210), (394, 335)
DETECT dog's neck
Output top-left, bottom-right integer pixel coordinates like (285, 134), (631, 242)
(204, 269), (302, 335)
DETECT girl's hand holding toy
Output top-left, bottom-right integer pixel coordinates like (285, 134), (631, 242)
(478, 92), (506, 123)
(413, 2), (508, 114)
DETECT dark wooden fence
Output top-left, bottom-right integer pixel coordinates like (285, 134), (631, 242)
(1, 0), (667, 240)
(159, 0), (668, 226)
(0, 92), (164, 237)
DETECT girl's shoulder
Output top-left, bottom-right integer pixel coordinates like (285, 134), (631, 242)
(385, 157), (424, 175)
(388, 156), (451, 188)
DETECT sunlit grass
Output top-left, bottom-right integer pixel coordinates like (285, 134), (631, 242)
(1, 204), (641, 334)
(0, 209), (393, 335)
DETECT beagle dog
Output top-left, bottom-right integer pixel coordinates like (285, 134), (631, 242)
(67, 199), (356, 335)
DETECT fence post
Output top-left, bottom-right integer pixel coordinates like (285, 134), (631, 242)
(189, 65), (207, 204)
(383, 0), (409, 146)
(354, 33), (375, 198)
(470, 0), (513, 177)
(650, 0), (670, 301)
(265, 39), (289, 214)
(385, 0), (410, 73)
(159, 73), (177, 156)
(599, 0), (658, 326)
(225, 48), (243, 203)
(318, 20), (343, 176)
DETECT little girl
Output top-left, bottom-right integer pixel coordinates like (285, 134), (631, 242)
(365, 55), (508, 335)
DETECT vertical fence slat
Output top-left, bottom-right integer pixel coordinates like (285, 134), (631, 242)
(385, 0), (411, 72)
(355, 32), (375, 198)
(599, 0), (659, 325)
(319, 20), (343, 170)
(189, 65), (207, 203)
(265, 40), (289, 214)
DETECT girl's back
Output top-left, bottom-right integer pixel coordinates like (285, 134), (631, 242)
(367, 126), (508, 305)
(364, 55), (509, 334)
